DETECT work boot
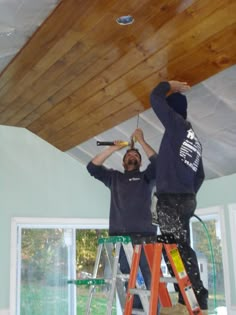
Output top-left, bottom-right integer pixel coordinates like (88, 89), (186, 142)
(160, 303), (188, 315)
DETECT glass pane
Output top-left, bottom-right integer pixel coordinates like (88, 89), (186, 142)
(191, 214), (226, 314)
(20, 228), (72, 315)
(75, 229), (117, 314)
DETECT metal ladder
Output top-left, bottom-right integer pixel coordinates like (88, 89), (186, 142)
(68, 235), (150, 315)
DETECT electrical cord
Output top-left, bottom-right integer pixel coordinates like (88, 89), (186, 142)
(193, 214), (217, 313)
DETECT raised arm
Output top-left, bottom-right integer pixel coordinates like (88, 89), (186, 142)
(132, 128), (156, 158)
(150, 80), (190, 127)
(87, 141), (127, 187)
(168, 80), (190, 93)
(92, 141), (127, 165)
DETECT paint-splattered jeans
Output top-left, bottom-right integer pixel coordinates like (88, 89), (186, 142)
(156, 193), (208, 310)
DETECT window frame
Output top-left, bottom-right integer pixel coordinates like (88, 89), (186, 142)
(194, 205), (230, 311)
(10, 217), (108, 315)
(228, 204), (236, 310)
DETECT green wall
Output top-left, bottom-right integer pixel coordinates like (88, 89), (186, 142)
(0, 126), (109, 310)
(198, 173), (236, 208)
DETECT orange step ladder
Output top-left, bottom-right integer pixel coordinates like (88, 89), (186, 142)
(124, 235), (203, 315)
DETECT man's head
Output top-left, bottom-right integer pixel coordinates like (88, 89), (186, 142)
(166, 92), (188, 119)
(123, 148), (142, 171)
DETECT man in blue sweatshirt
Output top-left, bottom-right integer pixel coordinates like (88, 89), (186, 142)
(87, 128), (159, 313)
(150, 81), (208, 315)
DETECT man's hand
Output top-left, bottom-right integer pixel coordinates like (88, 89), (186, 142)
(131, 128), (144, 144)
(92, 140), (128, 165)
(131, 128), (156, 158)
(113, 140), (129, 150)
(168, 81), (190, 93)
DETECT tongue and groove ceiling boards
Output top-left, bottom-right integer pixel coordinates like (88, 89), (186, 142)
(0, 0), (235, 179)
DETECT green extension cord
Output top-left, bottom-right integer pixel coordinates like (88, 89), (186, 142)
(193, 214), (217, 314)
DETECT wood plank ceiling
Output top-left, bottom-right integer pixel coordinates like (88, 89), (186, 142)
(0, 0), (235, 151)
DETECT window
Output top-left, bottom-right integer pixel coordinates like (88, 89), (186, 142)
(191, 207), (227, 314)
(10, 218), (109, 315)
(75, 228), (114, 314)
(18, 227), (76, 315)
(228, 204), (236, 309)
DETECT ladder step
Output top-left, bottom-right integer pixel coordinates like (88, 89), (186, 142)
(160, 276), (177, 283)
(116, 274), (130, 280)
(67, 278), (105, 285)
(98, 235), (131, 244)
(68, 272), (132, 286)
(131, 309), (146, 315)
(116, 274), (176, 283)
(129, 288), (151, 297)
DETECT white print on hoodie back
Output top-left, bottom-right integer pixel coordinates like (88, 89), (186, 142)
(179, 128), (202, 172)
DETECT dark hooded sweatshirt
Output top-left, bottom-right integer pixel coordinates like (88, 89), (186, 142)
(87, 155), (157, 236)
(150, 81), (205, 195)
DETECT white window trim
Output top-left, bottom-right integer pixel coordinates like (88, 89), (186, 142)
(228, 204), (236, 310)
(10, 217), (109, 315)
(195, 205), (231, 312)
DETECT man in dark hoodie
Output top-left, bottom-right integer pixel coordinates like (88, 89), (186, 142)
(150, 81), (208, 315)
(87, 128), (159, 313)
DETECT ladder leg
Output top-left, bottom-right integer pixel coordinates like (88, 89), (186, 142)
(145, 243), (172, 308)
(145, 243), (162, 315)
(124, 244), (142, 315)
(164, 243), (203, 315)
(123, 242), (150, 313)
(85, 243), (103, 315)
(106, 242), (121, 315)
(104, 242), (126, 310)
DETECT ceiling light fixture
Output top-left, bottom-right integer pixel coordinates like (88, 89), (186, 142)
(116, 15), (134, 25)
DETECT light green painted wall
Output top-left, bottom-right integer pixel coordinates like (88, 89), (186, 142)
(197, 174), (236, 208)
(0, 126), (110, 309)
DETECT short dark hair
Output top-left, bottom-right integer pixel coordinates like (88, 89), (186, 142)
(123, 148), (142, 162)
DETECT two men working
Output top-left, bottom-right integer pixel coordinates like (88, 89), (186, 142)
(87, 80), (208, 314)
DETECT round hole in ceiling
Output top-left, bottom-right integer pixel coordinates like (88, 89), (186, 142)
(116, 15), (134, 25)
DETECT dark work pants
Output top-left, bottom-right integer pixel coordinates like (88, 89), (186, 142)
(119, 246), (160, 314)
(156, 194), (208, 310)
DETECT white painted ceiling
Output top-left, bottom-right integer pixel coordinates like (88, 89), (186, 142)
(68, 65), (236, 180)
(0, 0), (60, 71)
(0, 0), (235, 180)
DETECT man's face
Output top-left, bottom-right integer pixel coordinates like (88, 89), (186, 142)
(123, 150), (141, 171)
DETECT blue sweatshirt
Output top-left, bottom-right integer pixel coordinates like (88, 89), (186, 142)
(87, 155), (157, 236)
(150, 81), (205, 195)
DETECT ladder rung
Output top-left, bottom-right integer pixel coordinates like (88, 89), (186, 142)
(116, 274), (130, 280)
(67, 278), (105, 286)
(160, 276), (177, 283)
(129, 288), (151, 297)
(98, 235), (131, 244)
(131, 309), (146, 314)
